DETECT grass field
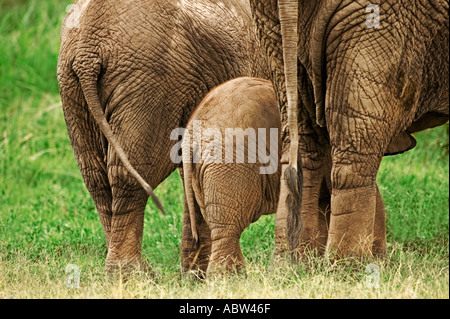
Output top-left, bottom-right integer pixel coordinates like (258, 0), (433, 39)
(0, 0), (448, 299)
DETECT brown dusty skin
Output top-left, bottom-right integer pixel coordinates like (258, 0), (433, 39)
(181, 77), (281, 275)
(250, 0), (449, 260)
(58, 0), (270, 274)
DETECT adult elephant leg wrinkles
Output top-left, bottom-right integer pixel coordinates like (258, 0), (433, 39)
(326, 83), (394, 259)
(373, 186), (387, 256)
(296, 134), (331, 257)
(60, 77), (114, 247)
(249, 0), (449, 260)
(58, 0), (271, 273)
(106, 148), (152, 273)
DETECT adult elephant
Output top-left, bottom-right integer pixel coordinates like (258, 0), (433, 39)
(57, 0), (269, 273)
(249, 0), (449, 259)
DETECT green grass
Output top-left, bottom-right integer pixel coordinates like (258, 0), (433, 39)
(0, 0), (448, 299)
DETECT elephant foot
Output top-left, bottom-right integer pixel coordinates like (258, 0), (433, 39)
(206, 237), (245, 276)
(105, 256), (155, 279)
(181, 242), (211, 281)
(183, 268), (207, 281)
(206, 256), (246, 277)
(272, 220), (289, 260)
(326, 187), (377, 260)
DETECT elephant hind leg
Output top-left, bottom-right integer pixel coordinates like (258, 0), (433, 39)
(207, 236), (245, 275)
(181, 195), (212, 278)
(373, 185), (387, 256)
(60, 77), (113, 246)
(327, 186), (377, 259)
(206, 206), (246, 275)
(180, 167), (212, 277)
(295, 169), (330, 258)
(106, 152), (152, 275)
(317, 178), (331, 251)
(202, 166), (261, 275)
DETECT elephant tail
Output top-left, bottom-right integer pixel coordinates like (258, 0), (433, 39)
(181, 131), (198, 242)
(73, 58), (165, 214)
(279, 0), (303, 258)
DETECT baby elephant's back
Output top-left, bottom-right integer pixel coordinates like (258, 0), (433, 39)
(191, 77), (280, 130)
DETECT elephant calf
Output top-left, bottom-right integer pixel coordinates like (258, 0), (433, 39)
(181, 77), (281, 275)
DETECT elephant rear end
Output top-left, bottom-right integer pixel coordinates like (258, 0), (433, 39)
(181, 77), (282, 275)
(59, 0), (272, 274)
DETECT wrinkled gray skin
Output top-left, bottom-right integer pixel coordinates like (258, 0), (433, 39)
(181, 77), (281, 275)
(57, 0), (269, 273)
(250, 0), (449, 259)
